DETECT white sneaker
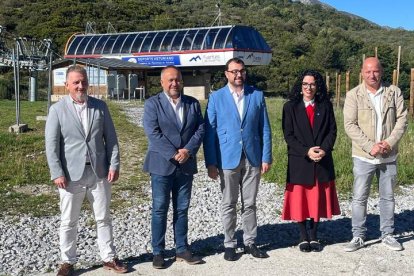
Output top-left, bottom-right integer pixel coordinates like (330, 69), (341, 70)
(344, 237), (365, 252)
(382, 235), (403, 251)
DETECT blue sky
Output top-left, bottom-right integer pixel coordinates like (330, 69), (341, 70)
(318, 0), (414, 31)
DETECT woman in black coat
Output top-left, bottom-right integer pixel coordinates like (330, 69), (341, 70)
(281, 69), (340, 252)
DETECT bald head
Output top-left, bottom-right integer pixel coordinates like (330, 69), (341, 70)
(362, 57), (383, 92)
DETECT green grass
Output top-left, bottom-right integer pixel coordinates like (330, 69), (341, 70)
(0, 100), (53, 216)
(1, 98), (413, 217)
(0, 99), (150, 217)
(106, 101), (150, 209)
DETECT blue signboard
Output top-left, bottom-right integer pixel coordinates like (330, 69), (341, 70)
(123, 55), (181, 66)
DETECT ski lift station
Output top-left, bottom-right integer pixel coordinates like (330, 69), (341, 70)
(54, 25), (272, 100)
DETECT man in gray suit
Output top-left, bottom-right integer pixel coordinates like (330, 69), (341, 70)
(143, 65), (204, 269)
(45, 65), (127, 276)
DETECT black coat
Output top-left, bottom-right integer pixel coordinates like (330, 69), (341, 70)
(282, 99), (337, 185)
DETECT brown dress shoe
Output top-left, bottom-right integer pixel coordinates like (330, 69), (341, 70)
(103, 258), (128, 274)
(175, 250), (202, 265)
(56, 263), (74, 276)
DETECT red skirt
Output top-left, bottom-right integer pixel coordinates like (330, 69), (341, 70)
(281, 180), (340, 222)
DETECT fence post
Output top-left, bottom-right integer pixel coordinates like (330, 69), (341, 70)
(346, 71), (350, 93)
(393, 70), (397, 85)
(326, 72), (330, 93)
(396, 45), (401, 86)
(410, 68), (414, 117)
(336, 73), (341, 109)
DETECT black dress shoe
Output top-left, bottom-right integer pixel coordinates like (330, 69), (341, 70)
(310, 240), (322, 252)
(244, 244), (269, 258)
(298, 240), (311, 252)
(224, 247), (237, 261)
(152, 254), (166, 269)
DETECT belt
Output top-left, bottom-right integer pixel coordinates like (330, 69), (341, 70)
(85, 162), (91, 166)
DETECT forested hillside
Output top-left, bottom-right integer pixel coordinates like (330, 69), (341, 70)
(1, 0), (413, 95)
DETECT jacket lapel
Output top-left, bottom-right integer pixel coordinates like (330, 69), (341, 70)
(160, 92), (181, 132)
(224, 86), (242, 124)
(312, 102), (325, 140)
(64, 96), (85, 137)
(180, 95), (189, 132)
(381, 86), (394, 122)
(86, 96), (95, 138)
(241, 86), (251, 126)
(295, 101), (314, 141)
(359, 82), (375, 110)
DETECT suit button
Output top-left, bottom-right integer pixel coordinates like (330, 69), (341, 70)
(239, 141), (242, 144)
(241, 128), (243, 132)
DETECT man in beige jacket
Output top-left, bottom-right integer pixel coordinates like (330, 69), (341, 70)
(343, 57), (407, 252)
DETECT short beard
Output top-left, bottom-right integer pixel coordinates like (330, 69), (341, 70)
(76, 93), (88, 103)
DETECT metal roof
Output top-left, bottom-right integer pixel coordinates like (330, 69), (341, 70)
(53, 58), (151, 70)
(64, 25), (271, 57)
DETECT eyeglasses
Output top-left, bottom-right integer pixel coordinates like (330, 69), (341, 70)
(302, 82), (316, 88)
(226, 69), (247, 75)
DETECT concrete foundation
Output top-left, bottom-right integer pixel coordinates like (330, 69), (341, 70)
(8, 124), (29, 133)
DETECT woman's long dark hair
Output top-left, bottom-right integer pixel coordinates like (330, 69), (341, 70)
(288, 69), (329, 103)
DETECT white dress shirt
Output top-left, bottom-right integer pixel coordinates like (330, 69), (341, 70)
(164, 92), (183, 127)
(73, 100), (90, 162)
(73, 100), (88, 135)
(228, 84), (244, 119)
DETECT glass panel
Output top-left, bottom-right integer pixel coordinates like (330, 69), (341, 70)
(160, 32), (175, 52)
(232, 27), (250, 49)
(66, 36), (83, 55)
(102, 35), (118, 54)
(224, 28), (234, 48)
(150, 32), (166, 52)
(120, 34), (135, 53)
(141, 33), (156, 52)
(84, 36), (101, 55)
(203, 28), (219, 49)
(232, 26), (271, 51)
(130, 33), (147, 53)
(181, 30), (197, 51)
(111, 34), (129, 54)
(75, 36), (92, 55)
(256, 30), (271, 51)
(213, 28), (230, 49)
(93, 36), (110, 54)
(191, 29), (207, 50)
(244, 26), (262, 50)
(171, 30), (186, 51)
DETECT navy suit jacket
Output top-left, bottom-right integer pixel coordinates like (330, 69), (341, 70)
(204, 85), (272, 170)
(143, 92), (204, 176)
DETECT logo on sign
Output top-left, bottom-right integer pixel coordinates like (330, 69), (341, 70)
(189, 56), (201, 62)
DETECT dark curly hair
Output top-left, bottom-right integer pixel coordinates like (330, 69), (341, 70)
(288, 69), (329, 103)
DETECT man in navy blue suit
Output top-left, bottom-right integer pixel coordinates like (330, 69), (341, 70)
(204, 58), (272, 261)
(143, 65), (205, 269)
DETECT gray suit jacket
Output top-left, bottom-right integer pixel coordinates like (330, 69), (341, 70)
(45, 95), (120, 182)
(143, 92), (204, 176)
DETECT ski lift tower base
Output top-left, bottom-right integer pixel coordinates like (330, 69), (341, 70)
(9, 123), (28, 133)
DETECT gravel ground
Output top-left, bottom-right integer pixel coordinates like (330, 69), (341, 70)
(1, 104), (413, 276)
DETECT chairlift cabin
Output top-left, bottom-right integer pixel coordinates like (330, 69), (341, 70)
(62, 25), (272, 100)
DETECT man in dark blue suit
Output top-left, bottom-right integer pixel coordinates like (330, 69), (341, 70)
(143, 65), (205, 269)
(204, 58), (272, 261)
